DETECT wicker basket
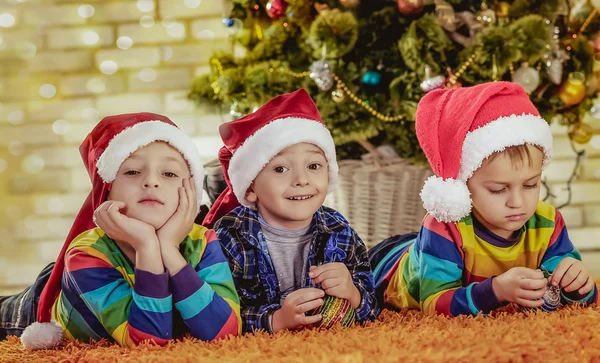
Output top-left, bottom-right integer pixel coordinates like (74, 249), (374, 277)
(324, 159), (433, 249)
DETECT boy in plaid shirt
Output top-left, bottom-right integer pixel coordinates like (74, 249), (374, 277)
(203, 89), (379, 334)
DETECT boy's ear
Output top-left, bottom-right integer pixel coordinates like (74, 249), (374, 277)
(245, 184), (257, 203)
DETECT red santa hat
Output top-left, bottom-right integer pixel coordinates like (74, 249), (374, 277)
(416, 82), (553, 223)
(21, 112), (204, 350)
(203, 89), (338, 227)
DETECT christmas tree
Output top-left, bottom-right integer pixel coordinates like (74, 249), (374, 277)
(189, 0), (600, 161)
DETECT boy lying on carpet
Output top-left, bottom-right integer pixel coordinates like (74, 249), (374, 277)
(369, 82), (598, 316)
(203, 89), (379, 333)
(0, 113), (241, 349)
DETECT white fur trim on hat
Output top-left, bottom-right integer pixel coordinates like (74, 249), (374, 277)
(228, 117), (338, 208)
(420, 176), (472, 223)
(21, 320), (63, 350)
(458, 114), (553, 181)
(421, 113), (552, 223)
(96, 120), (204, 209)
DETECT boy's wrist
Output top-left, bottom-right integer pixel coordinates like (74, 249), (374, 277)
(349, 285), (362, 309)
(491, 276), (505, 302)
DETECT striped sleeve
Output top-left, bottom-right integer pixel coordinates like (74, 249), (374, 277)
(171, 228), (241, 340)
(416, 216), (503, 316)
(540, 210), (598, 305)
(65, 239), (172, 347)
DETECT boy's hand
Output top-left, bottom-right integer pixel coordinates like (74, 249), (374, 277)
(309, 263), (361, 309)
(550, 257), (595, 295)
(93, 200), (158, 250)
(492, 267), (547, 308)
(271, 288), (324, 333)
(157, 177), (197, 251)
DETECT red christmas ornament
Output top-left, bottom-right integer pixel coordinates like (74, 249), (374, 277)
(397, 0), (424, 15)
(266, 0), (288, 19)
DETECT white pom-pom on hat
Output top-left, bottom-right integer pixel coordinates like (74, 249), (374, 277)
(420, 176), (472, 223)
(21, 320), (63, 350)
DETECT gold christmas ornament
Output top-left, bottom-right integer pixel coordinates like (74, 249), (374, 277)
(559, 73), (587, 106)
(331, 88), (345, 103)
(496, 2), (510, 17)
(569, 122), (594, 144)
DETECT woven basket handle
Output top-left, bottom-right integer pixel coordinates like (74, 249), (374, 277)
(357, 140), (390, 168)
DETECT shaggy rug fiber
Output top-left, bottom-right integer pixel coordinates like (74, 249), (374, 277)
(1, 289), (600, 362)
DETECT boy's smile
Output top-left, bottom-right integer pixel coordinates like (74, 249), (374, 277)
(246, 143), (329, 230)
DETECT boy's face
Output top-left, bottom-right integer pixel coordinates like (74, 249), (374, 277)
(246, 143), (329, 230)
(108, 141), (190, 229)
(466, 145), (543, 239)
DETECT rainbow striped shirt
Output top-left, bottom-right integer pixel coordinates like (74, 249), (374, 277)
(375, 201), (598, 316)
(51, 224), (241, 346)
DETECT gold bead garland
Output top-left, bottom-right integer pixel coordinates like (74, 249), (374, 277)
(269, 67), (405, 122)
(580, 8), (597, 33)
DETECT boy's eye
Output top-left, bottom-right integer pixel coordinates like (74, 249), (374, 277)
(489, 188), (505, 195)
(164, 172), (178, 178)
(124, 170), (139, 176)
(524, 183), (539, 189)
(308, 163), (322, 171)
(274, 166), (289, 173)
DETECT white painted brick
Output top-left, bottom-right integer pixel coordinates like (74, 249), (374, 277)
(191, 135), (223, 163)
(27, 51), (92, 72)
(557, 206), (583, 228)
(581, 158), (600, 181)
(542, 159), (581, 183)
(549, 120), (569, 136)
(70, 168), (91, 191)
(0, 102), (25, 124)
(191, 18), (229, 40)
(166, 114), (196, 134)
(34, 145), (81, 168)
(197, 113), (224, 135)
(580, 251), (600, 278)
(60, 74), (126, 96)
(37, 240), (64, 262)
(166, 42), (229, 65)
(95, 47), (160, 69)
(118, 23), (186, 45)
(128, 68), (191, 91)
(554, 136), (600, 158)
(63, 122), (96, 144)
(96, 93), (163, 116)
(0, 124), (61, 145)
(165, 90), (195, 113)
(195, 65), (211, 76)
(10, 171), (72, 194)
(47, 26), (114, 49)
(1, 261), (49, 287)
(0, 30), (44, 50)
(551, 182), (600, 206)
(584, 204), (600, 226)
(28, 98), (94, 123)
(23, 5), (85, 26)
(159, 0), (224, 18)
(34, 193), (88, 216)
(567, 227), (600, 251)
(15, 216), (74, 240)
(93, 1), (152, 23)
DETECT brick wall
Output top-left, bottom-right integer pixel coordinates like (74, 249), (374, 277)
(0, 0), (599, 295)
(0, 0), (230, 294)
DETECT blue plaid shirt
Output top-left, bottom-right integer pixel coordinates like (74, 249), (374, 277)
(215, 205), (379, 333)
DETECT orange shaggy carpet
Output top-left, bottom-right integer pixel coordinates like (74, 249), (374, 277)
(2, 285), (600, 362)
